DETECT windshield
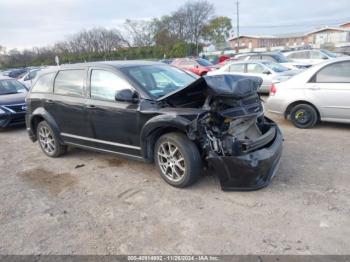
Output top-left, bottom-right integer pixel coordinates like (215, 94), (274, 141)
(271, 53), (291, 63)
(196, 58), (213, 67)
(0, 79), (27, 95)
(121, 65), (197, 98)
(321, 49), (338, 58)
(261, 61), (290, 73)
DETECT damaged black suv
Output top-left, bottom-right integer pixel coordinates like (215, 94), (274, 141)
(26, 61), (283, 191)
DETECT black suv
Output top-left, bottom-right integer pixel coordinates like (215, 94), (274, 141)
(26, 61), (283, 191)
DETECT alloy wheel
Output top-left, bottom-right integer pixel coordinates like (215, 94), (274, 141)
(38, 126), (56, 154)
(157, 142), (186, 182)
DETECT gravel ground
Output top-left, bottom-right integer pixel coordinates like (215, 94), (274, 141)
(0, 109), (349, 255)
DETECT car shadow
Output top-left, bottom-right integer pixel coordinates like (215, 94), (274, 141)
(0, 124), (26, 133)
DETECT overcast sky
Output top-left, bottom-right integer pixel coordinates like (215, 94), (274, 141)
(0, 0), (350, 50)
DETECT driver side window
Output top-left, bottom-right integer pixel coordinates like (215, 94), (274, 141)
(90, 70), (133, 101)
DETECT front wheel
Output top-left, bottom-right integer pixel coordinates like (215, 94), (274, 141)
(37, 121), (67, 157)
(290, 104), (318, 129)
(154, 133), (202, 188)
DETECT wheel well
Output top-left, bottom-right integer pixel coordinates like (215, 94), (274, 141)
(144, 127), (186, 163)
(31, 115), (45, 138)
(285, 101), (320, 120)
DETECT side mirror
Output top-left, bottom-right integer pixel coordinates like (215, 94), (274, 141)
(263, 70), (271, 75)
(115, 89), (138, 103)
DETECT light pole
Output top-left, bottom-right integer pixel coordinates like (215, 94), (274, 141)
(236, 1), (240, 54)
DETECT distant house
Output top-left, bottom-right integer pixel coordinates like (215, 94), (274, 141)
(228, 21), (350, 51)
(339, 22), (350, 29)
(228, 34), (308, 50)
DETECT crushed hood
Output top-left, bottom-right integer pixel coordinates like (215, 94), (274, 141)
(158, 75), (263, 103)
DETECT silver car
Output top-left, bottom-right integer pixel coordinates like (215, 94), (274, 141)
(208, 60), (300, 93)
(284, 49), (342, 66)
(266, 57), (350, 128)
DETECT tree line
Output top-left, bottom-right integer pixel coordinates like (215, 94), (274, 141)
(0, 0), (232, 69)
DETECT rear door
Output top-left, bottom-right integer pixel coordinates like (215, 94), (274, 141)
(305, 61), (350, 121)
(47, 69), (93, 140)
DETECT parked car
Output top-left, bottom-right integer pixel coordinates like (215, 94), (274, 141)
(18, 69), (42, 89)
(159, 59), (173, 65)
(0, 76), (28, 128)
(208, 60), (300, 93)
(235, 52), (312, 70)
(284, 49), (343, 65)
(26, 61), (283, 190)
(266, 57), (350, 128)
(8, 68), (28, 79)
(171, 58), (216, 76)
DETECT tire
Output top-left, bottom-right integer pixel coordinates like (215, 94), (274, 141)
(154, 132), (202, 188)
(36, 121), (67, 157)
(290, 104), (318, 129)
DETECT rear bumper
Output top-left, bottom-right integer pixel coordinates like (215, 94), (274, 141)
(0, 112), (26, 128)
(207, 120), (283, 191)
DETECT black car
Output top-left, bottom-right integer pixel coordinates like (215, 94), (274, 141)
(25, 61), (283, 191)
(0, 77), (28, 128)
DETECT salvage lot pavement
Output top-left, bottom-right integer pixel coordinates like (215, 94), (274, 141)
(0, 100), (350, 255)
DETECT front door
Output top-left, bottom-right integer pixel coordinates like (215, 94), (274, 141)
(86, 68), (141, 157)
(305, 61), (350, 121)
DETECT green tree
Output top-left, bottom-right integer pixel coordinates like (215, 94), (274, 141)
(203, 16), (232, 49)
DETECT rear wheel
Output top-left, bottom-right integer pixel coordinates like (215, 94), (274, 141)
(290, 104), (318, 129)
(154, 133), (202, 188)
(37, 121), (67, 157)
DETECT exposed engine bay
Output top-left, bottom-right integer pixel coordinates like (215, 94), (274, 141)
(185, 75), (276, 157)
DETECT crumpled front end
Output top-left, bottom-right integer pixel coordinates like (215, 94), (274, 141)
(185, 75), (283, 191)
(207, 118), (283, 191)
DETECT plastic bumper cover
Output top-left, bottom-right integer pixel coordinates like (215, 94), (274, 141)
(207, 122), (283, 191)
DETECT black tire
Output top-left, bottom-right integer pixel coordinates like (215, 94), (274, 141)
(36, 121), (67, 157)
(290, 104), (318, 129)
(154, 132), (202, 188)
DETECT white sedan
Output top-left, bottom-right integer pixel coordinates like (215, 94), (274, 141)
(266, 57), (350, 128)
(208, 60), (300, 93)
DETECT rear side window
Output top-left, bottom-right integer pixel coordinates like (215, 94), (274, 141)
(262, 55), (276, 62)
(54, 70), (85, 97)
(288, 51), (309, 59)
(31, 73), (55, 93)
(315, 62), (350, 83)
(229, 64), (245, 73)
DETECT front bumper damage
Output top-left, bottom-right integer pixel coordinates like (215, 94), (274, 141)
(207, 119), (283, 191)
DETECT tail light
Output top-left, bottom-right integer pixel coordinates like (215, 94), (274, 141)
(270, 83), (277, 96)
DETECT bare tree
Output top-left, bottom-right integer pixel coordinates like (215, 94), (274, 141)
(123, 19), (154, 47)
(183, 0), (214, 54)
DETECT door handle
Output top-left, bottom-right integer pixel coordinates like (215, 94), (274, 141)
(45, 99), (54, 104)
(309, 86), (320, 91)
(86, 104), (96, 109)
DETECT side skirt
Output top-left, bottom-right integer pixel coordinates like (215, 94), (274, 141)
(65, 142), (145, 162)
